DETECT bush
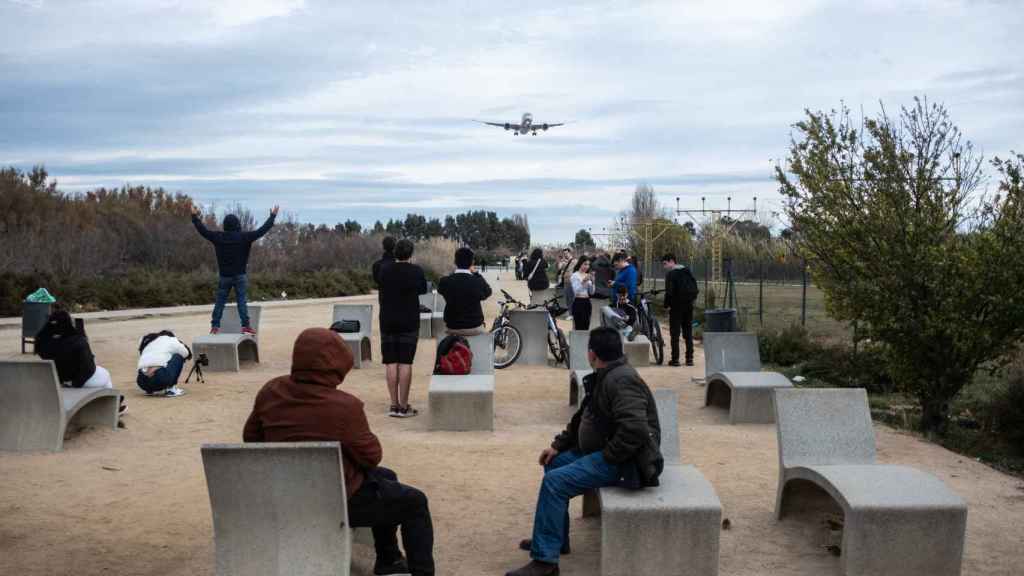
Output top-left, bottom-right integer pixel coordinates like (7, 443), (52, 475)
(758, 323), (815, 367)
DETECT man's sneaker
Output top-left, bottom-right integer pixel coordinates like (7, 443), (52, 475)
(209, 327), (220, 335)
(395, 405), (419, 418)
(373, 555), (410, 575)
(164, 387), (186, 397)
(668, 360), (681, 367)
(241, 326), (257, 336)
(388, 404), (402, 417)
(685, 359), (694, 367)
(118, 400), (128, 416)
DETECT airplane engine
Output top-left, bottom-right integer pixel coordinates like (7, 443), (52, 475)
(504, 123), (510, 130)
(542, 124), (549, 131)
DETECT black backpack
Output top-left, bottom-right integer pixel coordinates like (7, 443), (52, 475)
(680, 268), (700, 300)
(330, 320), (361, 334)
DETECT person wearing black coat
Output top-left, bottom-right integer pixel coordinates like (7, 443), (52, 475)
(590, 252), (615, 300)
(191, 204), (278, 335)
(661, 253), (699, 366)
(437, 247), (492, 334)
(525, 248), (550, 292)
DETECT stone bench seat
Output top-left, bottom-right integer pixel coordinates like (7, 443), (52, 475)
(192, 305), (261, 372)
(774, 388), (967, 576)
(428, 333), (495, 431)
(567, 330), (592, 406)
(1, 359), (121, 452)
(705, 371), (793, 424)
(332, 304), (373, 368)
(622, 335), (650, 367)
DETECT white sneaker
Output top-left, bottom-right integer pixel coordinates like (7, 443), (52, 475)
(163, 387), (186, 397)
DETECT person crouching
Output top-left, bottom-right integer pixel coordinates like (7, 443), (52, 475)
(136, 331), (191, 397)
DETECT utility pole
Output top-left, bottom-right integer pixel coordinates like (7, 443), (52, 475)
(676, 196), (757, 299)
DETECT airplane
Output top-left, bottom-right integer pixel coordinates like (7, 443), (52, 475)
(474, 113), (565, 136)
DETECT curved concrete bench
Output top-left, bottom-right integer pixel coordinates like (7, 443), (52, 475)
(418, 290), (434, 339)
(0, 359), (121, 452)
(773, 388), (967, 576)
(702, 331), (762, 378)
(201, 442), (374, 576)
(567, 330), (592, 406)
(430, 292), (447, 338)
(193, 305), (261, 372)
(705, 371), (793, 424)
(332, 304), (373, 368)
(508, 308), (550, 366)
(585, 389), (721, 576)
(429, 333), (495, 431)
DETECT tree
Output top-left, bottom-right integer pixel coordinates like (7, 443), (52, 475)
(777, 98), (1024, 435)
(343, 220), (362, 235)
(574, 229), (596, 251)
(372, 220), (385, 235)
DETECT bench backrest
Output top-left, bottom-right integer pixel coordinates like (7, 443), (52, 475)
(0, 360), (63, 452)
(200, 442), (351, 576)
(418, 291), (435, 309)
(653, 388), (680, 464)
(773, 388), (876, 469)
(219, 305), (262, 334)
(703, 332), (762, 377)
(332, 304), (373, 339)
(433, 292), (447, 313)
(569, 330), (591, 371)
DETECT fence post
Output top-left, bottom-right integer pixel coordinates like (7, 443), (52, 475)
(759, 257), (764, 327)
(801, 258), (808, 327)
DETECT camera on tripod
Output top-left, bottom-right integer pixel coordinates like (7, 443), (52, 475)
(196, 353), (209, 366)
(186, 352), (209, 383)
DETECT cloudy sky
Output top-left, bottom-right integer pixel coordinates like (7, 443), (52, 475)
(1, 0), (1021, 242)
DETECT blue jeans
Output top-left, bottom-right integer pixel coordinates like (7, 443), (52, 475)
(212, 274), (249, 328)
(530, 450), (620, 563)
(136, 354), (186, 393)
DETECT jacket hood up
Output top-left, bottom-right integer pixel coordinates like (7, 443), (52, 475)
(290, 327), (354, 387)
(222, 214), (241, 232)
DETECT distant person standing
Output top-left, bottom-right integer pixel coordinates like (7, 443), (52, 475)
(526, 248), (550, 293)
(590, 251), (614, 301)
(379, 239), (429, 418)
(191, 204), (278, 335)
(661, 254), (699, 367)
(437, 247), (492, 336)
(556, 248), (578, 310)
(569, 257), (596, 330)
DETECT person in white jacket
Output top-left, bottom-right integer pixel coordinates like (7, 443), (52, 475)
(136, 331), (191, 397)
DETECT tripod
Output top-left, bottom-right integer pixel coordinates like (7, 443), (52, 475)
(185, 358), (206, 384)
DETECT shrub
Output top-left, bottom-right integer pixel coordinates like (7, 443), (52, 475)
(758, 323), (814, 367)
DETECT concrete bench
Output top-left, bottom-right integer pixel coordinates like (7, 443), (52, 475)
(418, 290), (435, 339)
(428, 333), (495, 431)
(200, 442), (373, 576)
(702, 331), (762, 377)
(599, 305), (650, 367)
(430, 292), (447, 338)
(583, 389), (722, 576)
(706, 371), (793, 424)
(568, 330), (592, 406)
(193, 305), (261, 372)
(332, 304), (373, 368)
(508, 308), (550, 365)
(773, 388), (967, 576)
(0, 359), (121, 452)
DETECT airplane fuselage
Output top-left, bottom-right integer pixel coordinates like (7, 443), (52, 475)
(519, 113), (533, 135)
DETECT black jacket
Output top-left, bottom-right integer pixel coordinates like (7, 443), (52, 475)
(192, 213), (276, 277)
(664, 266), (699, 308)
(35, 315), (96, 387)
(526, 257), (550, 291)
(437, 271), (492, 330)
(552, 358), (661, 468)
(591, 256), (615, 298)
(372, 254), (394, 288)
(378, 261), (428, 333)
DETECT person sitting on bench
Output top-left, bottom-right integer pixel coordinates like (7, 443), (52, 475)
(603, 284), (638, 341)
(136, 331), (191, 397)
(243, 327), (435, 576)
(35, 309), (124, 413)
(505, 327), (663, 576)
(437, 247), (492, 337)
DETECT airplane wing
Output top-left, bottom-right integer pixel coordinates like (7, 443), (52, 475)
(474, 120), (520, 130)
(537, 122), (565, 129)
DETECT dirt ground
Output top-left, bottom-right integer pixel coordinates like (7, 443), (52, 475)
(1, 274), (1022, 576)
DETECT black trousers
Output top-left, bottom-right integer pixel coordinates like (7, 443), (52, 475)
(348, 467), (434, 576)
(669, 304), (694, 363)
(572, 298), (592, 330)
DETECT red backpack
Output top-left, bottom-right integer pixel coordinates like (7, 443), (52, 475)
(434, 335), (473, 375)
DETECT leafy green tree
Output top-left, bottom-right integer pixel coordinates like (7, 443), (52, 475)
(777, 98), (1024, 435)
(574, 228), (596, 251)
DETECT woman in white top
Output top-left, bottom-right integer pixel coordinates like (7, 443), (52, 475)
(136, 331), (191, 397)
(569, 257), (596, 330)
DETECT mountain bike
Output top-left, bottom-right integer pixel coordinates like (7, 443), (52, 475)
(490, 289), (569, 368)
(635, 288), (666, 365)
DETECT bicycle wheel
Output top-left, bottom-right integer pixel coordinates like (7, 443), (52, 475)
(650, 317), (665, 365)
(556, 327), (569, 366)
(547, 327), (566, 365)
(492, 324), (522, 369)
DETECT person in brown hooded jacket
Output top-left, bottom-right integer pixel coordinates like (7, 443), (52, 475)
(244, 327), (434, 576)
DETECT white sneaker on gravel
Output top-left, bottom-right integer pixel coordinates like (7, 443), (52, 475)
(163, 387), (186, 397)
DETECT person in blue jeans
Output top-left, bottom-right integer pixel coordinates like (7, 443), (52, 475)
(506, 327), (664, 576)
(136, 330), (192, 397)
(191, 204), (279, 335)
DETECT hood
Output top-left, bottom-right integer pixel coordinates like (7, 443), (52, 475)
(45, 310), (78, 336)
(290, 327), (354, 387)
(222, 214), (241, 232)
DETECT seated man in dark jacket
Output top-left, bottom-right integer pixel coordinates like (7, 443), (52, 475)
(437, 247), (493, 336)
(191, 204), (278, 335)
(505, 327), (663, 576)
(243, 328), (435, 576)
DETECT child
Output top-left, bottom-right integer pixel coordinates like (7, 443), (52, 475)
(602, 284), (638, 341)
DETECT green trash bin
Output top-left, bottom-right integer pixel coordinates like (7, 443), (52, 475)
(22, 288), (57, 354)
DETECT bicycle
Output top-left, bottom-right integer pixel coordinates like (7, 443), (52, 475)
(635, 288), (666, 365)
(490, 289), (569, 369)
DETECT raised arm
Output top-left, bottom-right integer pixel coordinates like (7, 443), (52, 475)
(244, 206), (279, 242)
(190, 205), (217, 242)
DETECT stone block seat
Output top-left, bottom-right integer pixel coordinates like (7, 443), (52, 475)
(430, 292), (447, 339)
(200, 442), (371, 576)
(599, 304), (650, 367)
(332, 304), (373, 368)
(773, 388), (967, 576)
(418, 290), (434, 339)
(702, 332), (792, 424)
(584, 388), (722, 576)
(192, 305), (261, 372)
(508, 308), (550, 366)
(568, 330), (592, 406)
(428, 333), (495, 431)
(0, 359), (121, 452)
